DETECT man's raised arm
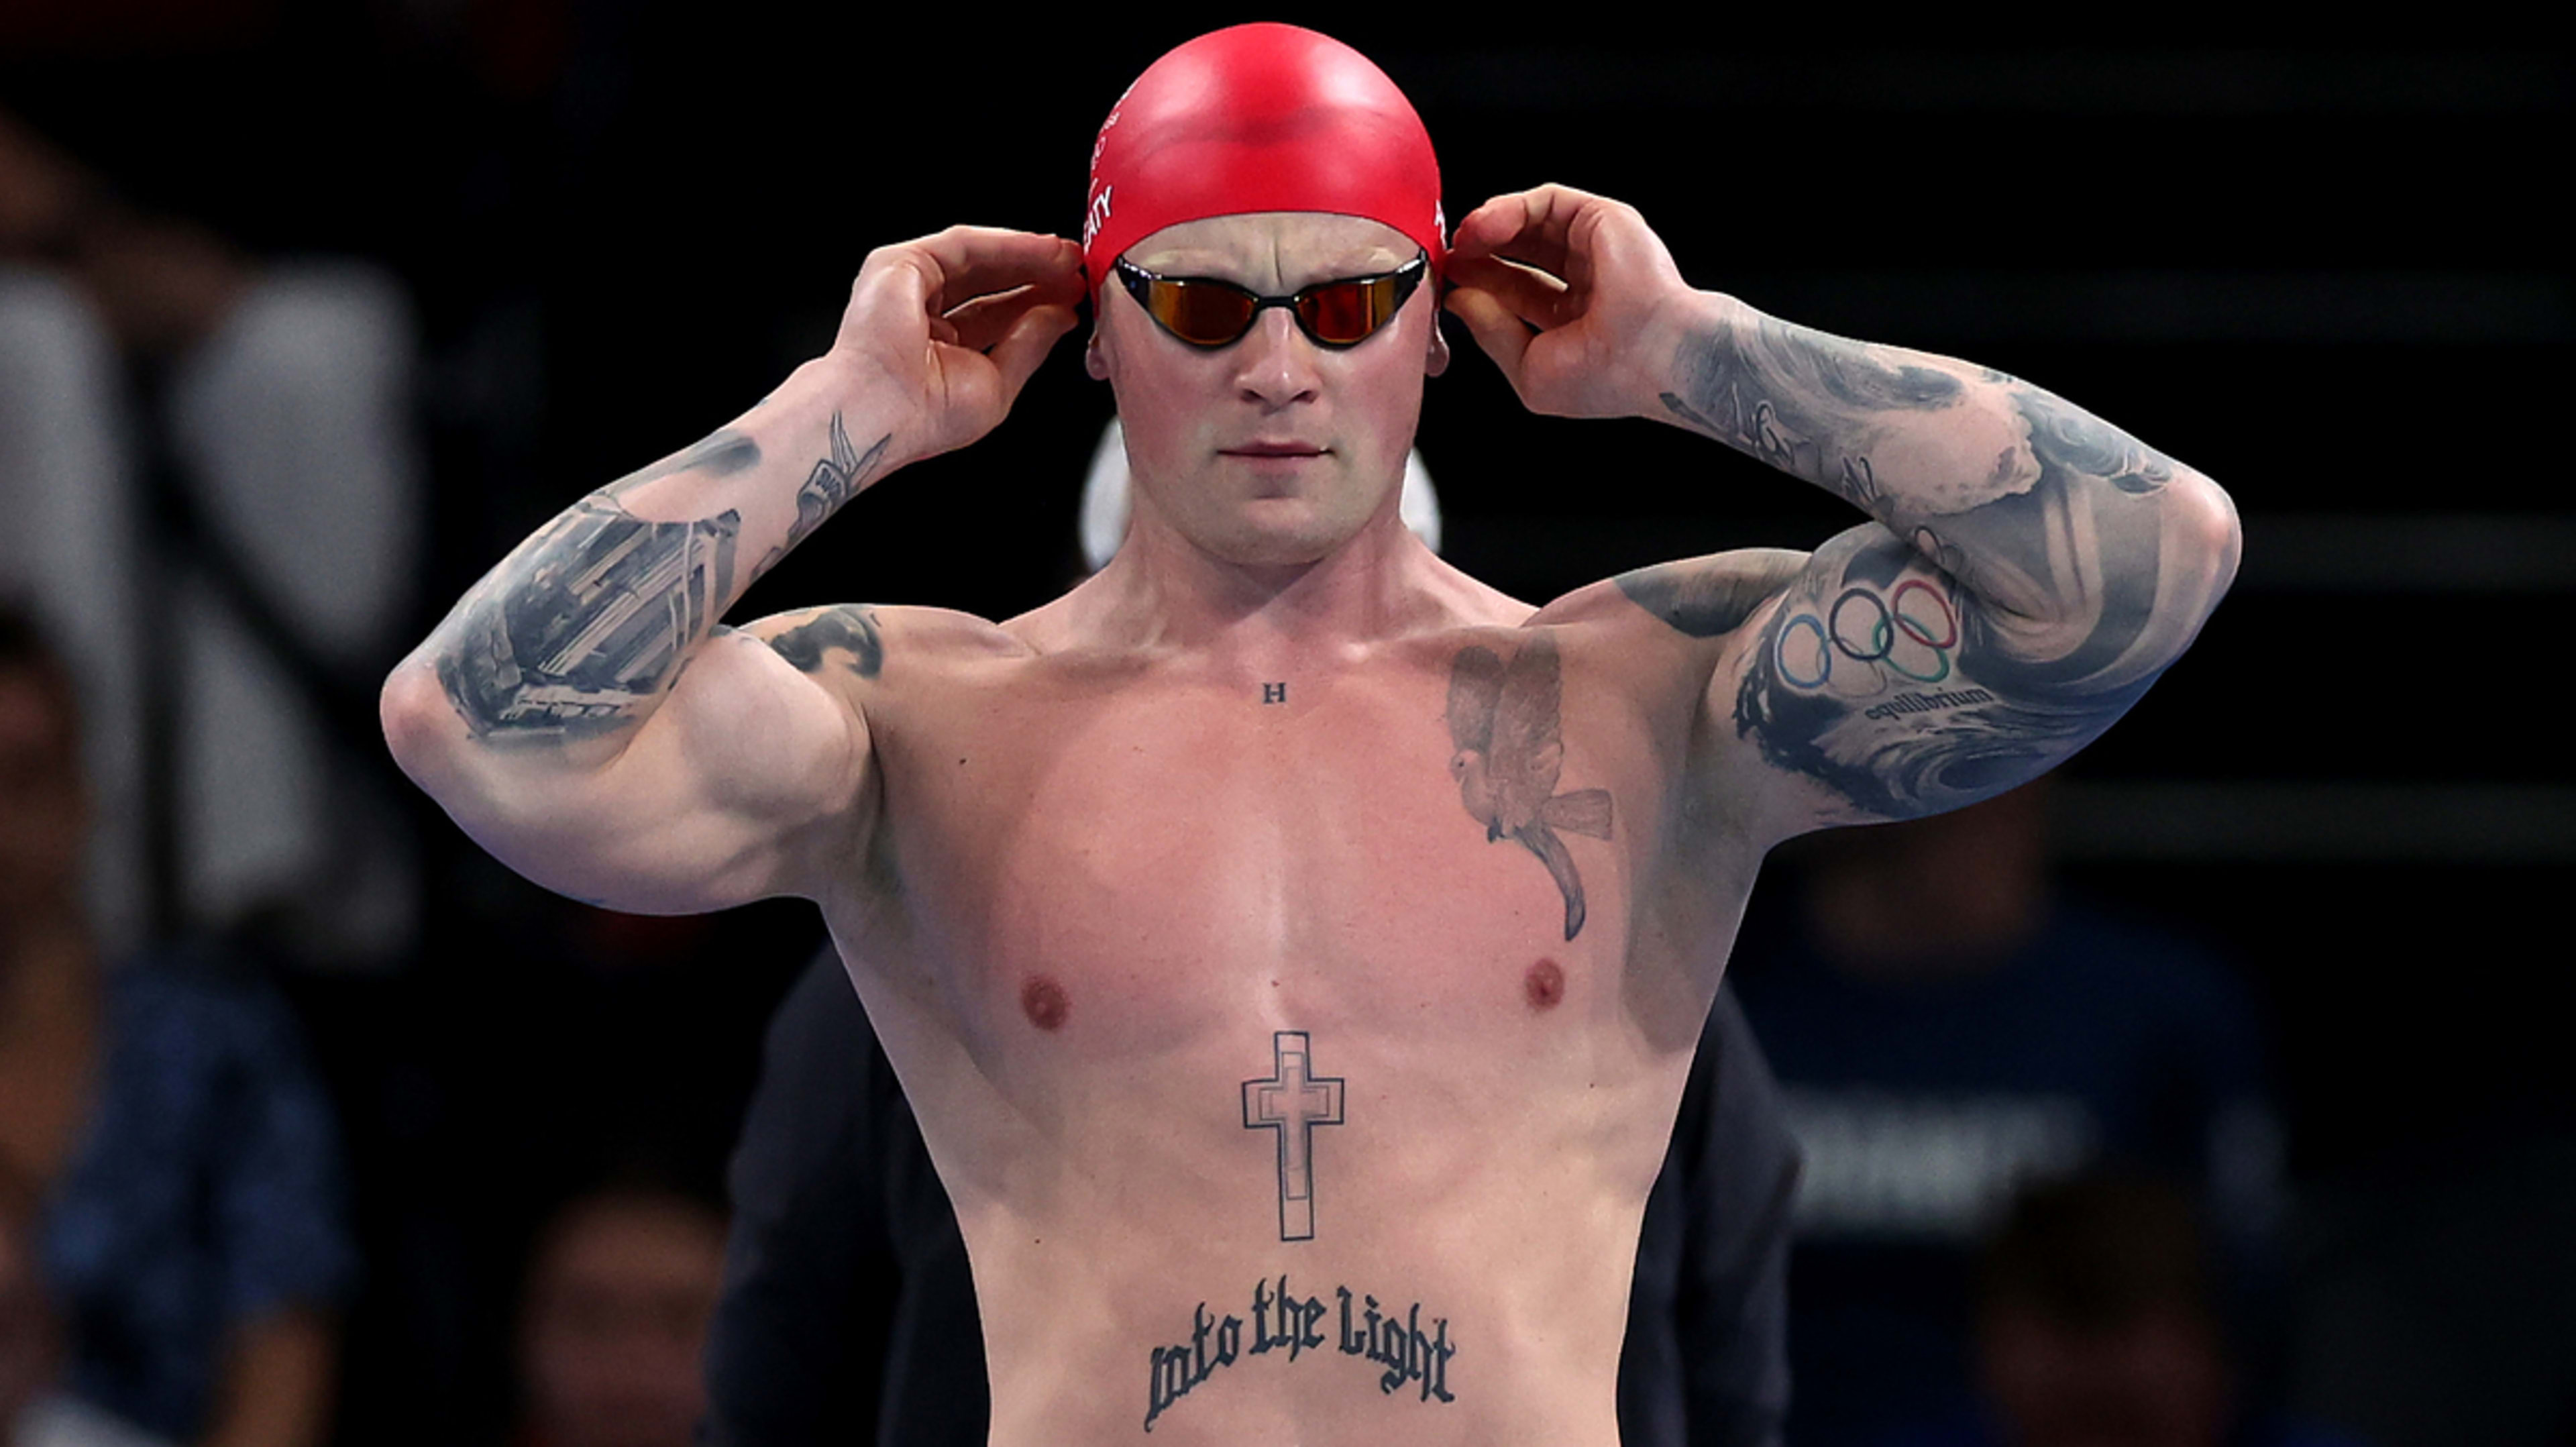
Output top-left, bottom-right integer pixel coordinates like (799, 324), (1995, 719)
(380, 229), (1083, 911)
(1446, 185), (2240, 837)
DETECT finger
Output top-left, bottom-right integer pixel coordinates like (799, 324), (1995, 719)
(943, 285), (1047, 354)
(1448, 184), (1595, 275)
(982, 299), (1081, 405)
(1448, 189), (1546, 261)
(908, 227), (1087, 314)
(1442, 285), (1533, 384)
(1560, 199), (1680, 297)
(1444, 255), (1571, 330)
(875, 226), (1087, 317)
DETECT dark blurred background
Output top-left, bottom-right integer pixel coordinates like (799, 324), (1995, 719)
(0, 3), (2566, 1446)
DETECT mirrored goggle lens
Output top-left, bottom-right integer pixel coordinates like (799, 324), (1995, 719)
(1297, 275), (1399, 345)
(1148, 281), (1261, 346)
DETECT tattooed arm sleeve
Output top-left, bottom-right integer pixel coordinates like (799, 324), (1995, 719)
(380, 354), (900, 910)
(1628, 296), (2241, 830)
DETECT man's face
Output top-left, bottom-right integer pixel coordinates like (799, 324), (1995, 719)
(1980, 1303), (2230, 1447)
(518, 1195), (726, 1447)
(1087, 211), (1447, 568)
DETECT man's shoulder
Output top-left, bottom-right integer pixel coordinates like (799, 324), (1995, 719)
(1582, 547), (1811, 641)
(1501, 547), (1811, 688)
(741, 602), (1034, 687)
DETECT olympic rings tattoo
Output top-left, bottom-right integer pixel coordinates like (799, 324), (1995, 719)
(1892, 579), (1956, 649)
(1773, 577), (1961, 692)
(1777, 614), (1833, 689)
(1829, 588), (1894, 661)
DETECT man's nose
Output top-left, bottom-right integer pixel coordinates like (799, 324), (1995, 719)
(1233, 309), (1322, 407)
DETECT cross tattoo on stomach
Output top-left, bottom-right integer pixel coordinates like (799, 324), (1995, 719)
(1242, 1032), (1344, 1242)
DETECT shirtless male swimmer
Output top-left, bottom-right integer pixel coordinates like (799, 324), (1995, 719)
(382, 24), (2241, 1447)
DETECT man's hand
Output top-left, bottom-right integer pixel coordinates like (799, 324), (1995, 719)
(830, 226), (1086, 464)
(1443, 184), (1697, 421)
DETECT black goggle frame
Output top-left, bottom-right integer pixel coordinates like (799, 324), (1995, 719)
(1112, 252), (1429, 350)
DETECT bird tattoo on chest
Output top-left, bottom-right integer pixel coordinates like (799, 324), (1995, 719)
(1444, 632), (1615, 941)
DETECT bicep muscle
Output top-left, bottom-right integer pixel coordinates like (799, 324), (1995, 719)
(1721, 524), (2165, 833)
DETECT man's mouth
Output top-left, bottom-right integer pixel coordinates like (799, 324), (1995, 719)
(1222, 441), (1328, 458)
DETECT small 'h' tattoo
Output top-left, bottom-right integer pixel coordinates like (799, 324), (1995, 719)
(1445, 633), (1613, 941)
(1263, 682), (1287, 704)
(1242, 1032), (1343, 1242)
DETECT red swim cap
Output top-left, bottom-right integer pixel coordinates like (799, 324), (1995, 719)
(1081, 24), (1444, 297)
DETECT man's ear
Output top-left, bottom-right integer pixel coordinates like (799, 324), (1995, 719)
(1085, 322), (1112, 381)
(1424, 311), (1450, 378)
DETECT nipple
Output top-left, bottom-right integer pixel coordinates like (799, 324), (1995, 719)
(1021, 975), (1071, 1032)
(1524, 959), (1565, 1011)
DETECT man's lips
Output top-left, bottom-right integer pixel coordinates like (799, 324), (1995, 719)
(1222, 442), (1329, 457)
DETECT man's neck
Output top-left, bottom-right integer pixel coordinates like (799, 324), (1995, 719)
(1065, 508), (1479, 663)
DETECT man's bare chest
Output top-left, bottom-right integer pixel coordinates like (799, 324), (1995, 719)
(855, 635), (1684, 1059)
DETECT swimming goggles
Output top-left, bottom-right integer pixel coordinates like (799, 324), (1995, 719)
(1112, 252), (1428, 350)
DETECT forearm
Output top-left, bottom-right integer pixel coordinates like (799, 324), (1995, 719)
(387, 351), (895, 769)
(1652, 291), (2239, 647)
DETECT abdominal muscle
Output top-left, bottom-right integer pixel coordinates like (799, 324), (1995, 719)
(835, 855), (1695, 1445)
(932, 1007), (1673, 1447)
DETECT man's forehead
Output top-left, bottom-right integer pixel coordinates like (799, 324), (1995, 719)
(1126, 212), (1416, 279)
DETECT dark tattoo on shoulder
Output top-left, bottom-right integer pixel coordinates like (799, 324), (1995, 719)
(1444, 633), (1614, 941)
(1617, 549), (1808, 638)
(436, 497), (740, 739)
(1242, 1032), (1343, 1242)
(1142, 1273), (1457, 1432)
(763, 604), (886, 679)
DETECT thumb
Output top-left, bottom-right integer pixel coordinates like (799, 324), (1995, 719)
(1444, 286), (1534, 387)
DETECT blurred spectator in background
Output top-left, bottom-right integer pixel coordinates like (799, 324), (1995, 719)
(1, 1159), (170, 1447)
(0, 103), (421, 963)
(1731, 782), (2287, 1447)
(516, 1185), (727, 1447)
(1884, 1169), (2361, 1447)
(0, 605), (353, 1446)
